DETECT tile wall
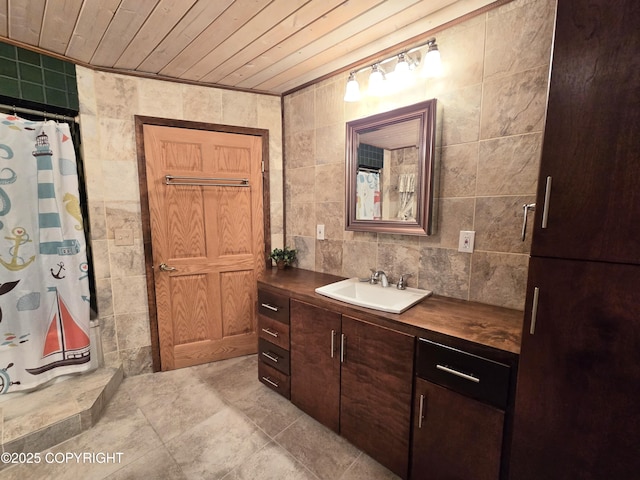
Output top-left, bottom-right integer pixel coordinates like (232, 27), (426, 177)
(76, 67), (283, 375)
(283, 0), (556, 310)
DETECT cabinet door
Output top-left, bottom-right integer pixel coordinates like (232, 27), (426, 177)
(411, 378), (504, 480)
(510, 257), (640, 480)
(530, 0), (640, 264)
(290, 299), (341, 432)
(340, 315), (414, 479)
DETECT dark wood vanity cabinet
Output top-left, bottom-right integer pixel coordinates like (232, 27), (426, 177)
(289, 299), (341, 431)
(290, 299), (414, 479)
(411, 339), (510, 480)
(257, 289), (291, 398)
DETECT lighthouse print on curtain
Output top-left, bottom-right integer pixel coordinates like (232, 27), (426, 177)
(0, 115), (90, 393)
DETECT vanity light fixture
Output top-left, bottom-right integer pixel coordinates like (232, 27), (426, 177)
(343, 37), (442, 102)
(344, 72), (361, 102)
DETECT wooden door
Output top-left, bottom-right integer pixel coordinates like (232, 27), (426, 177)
(142, 124), (264, 370)
(290, 299), (341, 432)
(411, 378), (504, 480)
(510, 257), (640, 479)
(530, 0), (640, 264)
(340, 315), (414, 479)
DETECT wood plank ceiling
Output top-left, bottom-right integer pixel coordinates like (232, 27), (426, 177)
(0, 0), (502, 95)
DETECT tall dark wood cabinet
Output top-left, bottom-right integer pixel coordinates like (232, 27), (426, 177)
(510, 1), (640, 479)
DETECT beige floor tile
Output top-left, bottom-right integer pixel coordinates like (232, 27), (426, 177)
(104, 445), (187, 480)
(167, 405), (270, 479)
(275, 414), (361, 480)
(224, 441), (319, 480)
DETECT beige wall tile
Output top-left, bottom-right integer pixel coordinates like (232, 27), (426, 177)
(475, 195), (536, 254)
(315, 239), (343, 276)
(439, 84), (482, 146)
(480, 65), (549, 139)
(485, 0), (555, 80)
(469, 252), (529, 309)
(477, 133), (542, 195)
(315, 163), (343, 203)
(419, 247), (471, 299)
(439, 143), (479, 198)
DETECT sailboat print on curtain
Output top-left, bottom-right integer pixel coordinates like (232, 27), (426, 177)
(25, 287), (89, 375)
(0, 115), (90, 392)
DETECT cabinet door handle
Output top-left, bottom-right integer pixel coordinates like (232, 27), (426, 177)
(436, 364), (480, 383)
(261, 376), (279, 388)
(261, 351), (279, 363)
(530, 286), (540, 335)
(418, 394), (425, 429)
(261, 327), (279, 338)
(541, 176), (552, 229)
(330, 329), (336, 358)
(340, 334), (346, 363)
(261, 303), (279, 312)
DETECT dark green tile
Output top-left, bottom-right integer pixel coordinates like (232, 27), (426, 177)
(68, 92), (79, 110)
(44, 69), (66, 89)
(64, 62), (76, 75)
(19, 63), (43, 83)
(20, 82), (45, 103)
(0, 61), (18, 78)
(17, 48), (41, 66)
(42, 55), (66, 72)
(0, 76), (20, 97)
(45, 87), (68, 108)
(0, 43), (16, 60)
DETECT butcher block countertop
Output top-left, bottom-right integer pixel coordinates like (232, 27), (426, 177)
(258, 268), (524, 358)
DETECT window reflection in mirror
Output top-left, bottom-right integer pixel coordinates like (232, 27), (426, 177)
(346, 99), (438, 236)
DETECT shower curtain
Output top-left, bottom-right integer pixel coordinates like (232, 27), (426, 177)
(356, 170), (381, 220)
(0, 115), (90, 394)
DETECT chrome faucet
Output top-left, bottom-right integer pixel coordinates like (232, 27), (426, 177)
(396, 273), (412, 290)
(372, 270), (389, 287)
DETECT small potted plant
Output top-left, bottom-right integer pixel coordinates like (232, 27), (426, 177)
(270, 246), (297, 269)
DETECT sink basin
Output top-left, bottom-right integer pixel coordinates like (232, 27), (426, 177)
(315, 278), (432, 314)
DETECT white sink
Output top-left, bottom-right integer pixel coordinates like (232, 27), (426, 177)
(315, 278), (432, 314)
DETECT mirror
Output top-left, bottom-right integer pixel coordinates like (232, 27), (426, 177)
(345, 99), (438, 235)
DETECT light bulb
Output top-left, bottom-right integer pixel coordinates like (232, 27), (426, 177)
(368, 65), (385, 96)
(344, 73), (361, 102)
(422, 41), (442, 78)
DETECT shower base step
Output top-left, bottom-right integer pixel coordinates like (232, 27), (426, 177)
(0, 365), (123, 457)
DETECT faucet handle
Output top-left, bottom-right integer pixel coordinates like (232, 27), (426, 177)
(369, 268), (379, 284)
(397, 273), (413, 290)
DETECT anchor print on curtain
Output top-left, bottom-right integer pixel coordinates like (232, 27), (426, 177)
(0, 115), (90, 393)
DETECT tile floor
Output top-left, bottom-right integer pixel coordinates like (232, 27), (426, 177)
(1, 354), (400, 479)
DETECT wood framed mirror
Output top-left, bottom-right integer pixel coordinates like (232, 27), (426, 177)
(345, 99), (438, 236)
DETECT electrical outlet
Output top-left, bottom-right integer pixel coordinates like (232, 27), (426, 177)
(316, 224), (325, 240)
(458, 230), (475, 253)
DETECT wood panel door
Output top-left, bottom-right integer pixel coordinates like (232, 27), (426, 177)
(142, 123), (264, 370)
(340, 315), (414, 479)
(510, 257), (640, 479)
(290, 299), (342, 432)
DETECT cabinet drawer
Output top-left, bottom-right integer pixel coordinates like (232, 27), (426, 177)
(416, 338), (510, 409)
(258, 315), (289, 351)
(259, 338), (290, 375)
(258, 361), (290, 399)
(258, 289), (289, 324)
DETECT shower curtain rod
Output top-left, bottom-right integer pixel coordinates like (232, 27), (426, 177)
(0, 102), (79, 123)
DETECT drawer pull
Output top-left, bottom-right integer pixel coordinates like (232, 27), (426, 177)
(261, 327), (279, 338)
(530, 286), (540, 335)
(340, 334), (346, 363)
(261, 303), (279, 312)
(262, 351), (279, 363)
(436, 364), (479, 383)
(261, 376), (280, 388)
(418, 394), (425, 429)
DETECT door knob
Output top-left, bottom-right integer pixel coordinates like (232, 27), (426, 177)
(158, 263), (176, 272)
